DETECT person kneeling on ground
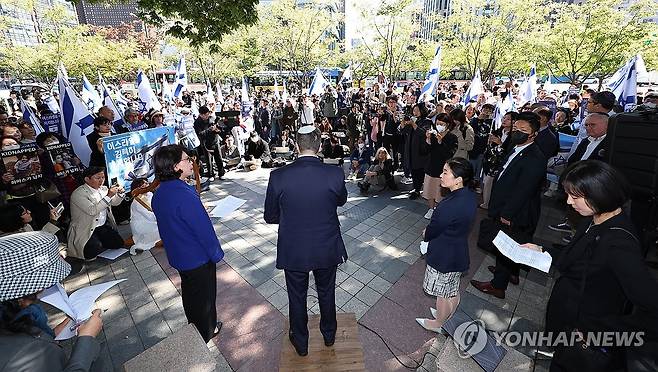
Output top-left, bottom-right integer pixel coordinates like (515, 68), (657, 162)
(358, 147), (397, 193)
(244, 131), (272, 170)
(129, 178), (162, 255)
(67, 167), (125, 261)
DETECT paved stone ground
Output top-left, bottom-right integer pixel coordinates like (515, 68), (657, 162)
(46, 164), (654, 371)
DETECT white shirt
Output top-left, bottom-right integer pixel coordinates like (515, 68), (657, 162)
(581, 134), (606, 160)
(86, 184), (111, 228)
(498, 142), (533, 179)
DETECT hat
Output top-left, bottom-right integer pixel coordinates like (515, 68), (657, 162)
(0, 231), (70, 301)
(645, 91), (658, 99)
(151, 110), (164, 117)
(298, 125), (316, 135)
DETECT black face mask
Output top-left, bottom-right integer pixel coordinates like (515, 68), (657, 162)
(510, 130), (530, 145)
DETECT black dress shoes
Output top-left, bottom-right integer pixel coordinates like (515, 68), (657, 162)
(288, 332), (308, 356)
(324, 337), (335, 347)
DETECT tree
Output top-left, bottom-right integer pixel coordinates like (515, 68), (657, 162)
(536, 0), (658, 85)
(436, 0), (547, 83)
(78, 0), (260, 50)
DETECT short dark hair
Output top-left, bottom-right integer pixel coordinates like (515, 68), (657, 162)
(198, 106), (211, 115)
(482, 103), (495, 112)
(413, 102), (429, 118)
(504, 111), (519, 121)
(448, 108), (467, 130)
(154, 144), (188, 181)
(535, 108), (553, 121)
(93, 116), (111, 128)
(296, 127), (322, 153)
(130, 178), (148, 191)
(446, 157), (475, 189)
(591, 91), (616, 111)
(83, 166), (105, 179)
(562, 160), (630, 214)
(0, 204), (26, 233)
(516, 111), (540, 132)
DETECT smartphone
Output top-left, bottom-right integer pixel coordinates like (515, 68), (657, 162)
(110, 177), (118, 187)
(48, 201), (64, 215)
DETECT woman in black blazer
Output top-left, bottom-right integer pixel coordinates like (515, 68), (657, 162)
(416, 157), (478, 332)
(522, 161), (658, 371)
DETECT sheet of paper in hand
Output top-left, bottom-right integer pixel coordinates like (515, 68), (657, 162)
(492, 231), (552, 273)
(39, 279), (125, 340)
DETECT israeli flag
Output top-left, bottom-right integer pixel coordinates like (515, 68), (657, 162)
(241, 77), (252, 117)
(606, 55), (637, 111)
(137, 70), (162, 112)
(274, 77), (281, 100)
(420, 46), (442, 102)
(216, 82), (225, 106)
(81, 74), (103, 113)
(99, 73), (126, 129)
(543, 74), (556, 94)
(19, 96), (45, 135)
(462, 69), (484, 106)
(282, 79), (289, 102)
(161, 76), (173, 103)
(308, 68), (330, 96)
(519, 65), (538, 105)
(339, 65), (353, 86)
(492, 90), (516, 130)
(57, 69), (95, 166)
(44, 95), (60, 114)
(206, 79), (215, 104)
(173, 57), (187, 99)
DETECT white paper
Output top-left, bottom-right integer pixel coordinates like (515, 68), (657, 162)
(420, 241), (428, 255)
(492, 231), (552, 273)
(97, 248), (129, 260)
(40, 279), (126, 340)
(207, 195), (246, 218)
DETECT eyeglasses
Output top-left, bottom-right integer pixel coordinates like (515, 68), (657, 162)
(179, 157), (192, 164)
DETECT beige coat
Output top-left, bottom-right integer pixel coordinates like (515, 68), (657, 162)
(450, 125), (475, 159)
(67, 184), (122, 259)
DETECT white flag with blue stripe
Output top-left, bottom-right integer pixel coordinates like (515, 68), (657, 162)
(137, 70), (162, 113)
(462, 69), (483, 106)
(308, 68), (330, 96)
(493, 90), (516, 130)
(173, 57), (187, 99)
(81, 74), (103, 113)
(519, 65), (538, 105)
(216, 82), (224, 106)
(205, 79), (215, 104)
(420, 46), (442, 102)
(99, 73), (126, 130)
(241, 77), (252, 116)
(58, 69), (95, 166)
(282, 80), (289, 102)
(274, 77), (281, 100)
(19, 96), (45, 135)
(606, 55), (637, 111)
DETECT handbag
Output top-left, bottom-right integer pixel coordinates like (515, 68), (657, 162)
(552, 227), (639, 371)
(35, 181), (61, 203)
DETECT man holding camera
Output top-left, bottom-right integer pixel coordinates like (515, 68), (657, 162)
(194, 106), (225, 181)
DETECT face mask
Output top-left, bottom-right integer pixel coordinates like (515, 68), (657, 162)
(250, 136), (259, 143)
(411, 117), (417, 123)
(435, 124), (446, 133)
(358, 143), (365, 150)
(510, 130), (530, 145)
(3, 144), (19, 150)
(44, 139), (60, 146)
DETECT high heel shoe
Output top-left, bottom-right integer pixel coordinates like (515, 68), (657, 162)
(415, 318), (442, 333)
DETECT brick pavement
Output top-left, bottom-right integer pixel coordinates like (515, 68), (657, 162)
(47, 165), (595, 371)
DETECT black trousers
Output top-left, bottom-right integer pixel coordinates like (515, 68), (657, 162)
(285, 266), (338, 351)
(179, 261), (217, 343)
(411, 168), (425, 193)
(202, 147), (225, 178)
(83, 223), (124, 259)
(491, 224), (535, 290)
(382, 135), (399, 169)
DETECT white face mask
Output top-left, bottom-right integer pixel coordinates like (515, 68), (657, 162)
(3, 144), (19, 150)
(358, 143), (365, 150)
(436, 124), (446, 133)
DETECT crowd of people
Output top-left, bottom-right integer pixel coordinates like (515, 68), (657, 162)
(1, 73), (657, 372)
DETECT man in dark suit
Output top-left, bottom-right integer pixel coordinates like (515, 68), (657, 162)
(264, 126), (348, 356)
(533, 108), (559, 159)
(471, 112), (547, 299)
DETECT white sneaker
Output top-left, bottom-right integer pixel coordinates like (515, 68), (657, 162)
(401, 176), (412, 184)
(419, 241), (428, 255)
(424, 208), (434, 219)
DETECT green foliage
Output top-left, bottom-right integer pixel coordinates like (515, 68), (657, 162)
(536, 0), (658, 84)
(74, 0), (259, 50)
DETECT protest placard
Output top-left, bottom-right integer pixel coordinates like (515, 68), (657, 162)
(45, 142), (83, 178)
(41, 113), (62, 134)
(0, 145), (42, 185)
(103, 127), (176, 192)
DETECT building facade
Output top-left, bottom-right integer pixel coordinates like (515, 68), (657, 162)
(75, 0), (142, 31)
(0, 0), (78, 47)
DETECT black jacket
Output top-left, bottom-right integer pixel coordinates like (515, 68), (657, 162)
(194, 117), (220, 150)
(488, 142), (546, 229)
(534, 126), (559, 159)
(546, 214), (658, 341)
(468, 117), (492, 158)
(567, 135), (609, 165)
(402, 123), (429, 170)
(422, 131), (458, 177)
(86, 131), (106, 168)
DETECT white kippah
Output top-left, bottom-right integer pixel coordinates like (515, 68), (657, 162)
(298, 125), (316, 135)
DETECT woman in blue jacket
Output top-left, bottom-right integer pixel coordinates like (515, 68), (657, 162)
(152, 144), (224, 342)
(416, 157), (478, 332)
